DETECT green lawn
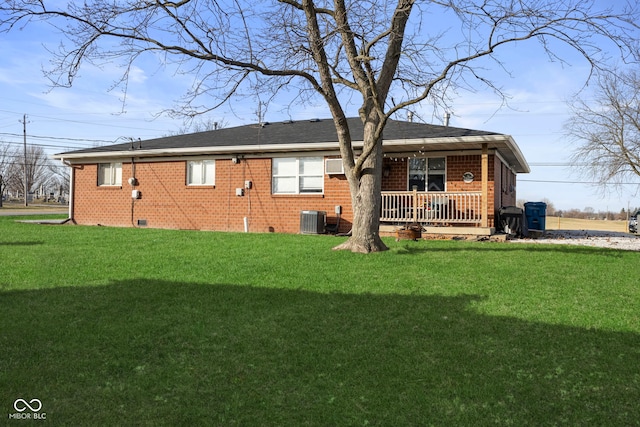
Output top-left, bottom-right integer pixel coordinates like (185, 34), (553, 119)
(1, 216), (639, 426)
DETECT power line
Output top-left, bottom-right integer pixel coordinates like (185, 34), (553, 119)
(0, 132), (113, 145)
(528, 162), (574, 166)
(0, 140), (91, 154)
(0, 108), (180, 134)
(520, 179), (640, 185)
(0, 153), (69, 167)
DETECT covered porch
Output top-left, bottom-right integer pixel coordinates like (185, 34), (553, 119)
(377, 139), (504, 238)
(379, 189), (494, 237)
(366, 124), (529, 238)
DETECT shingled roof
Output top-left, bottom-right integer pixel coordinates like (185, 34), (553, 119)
(55, 117), (529, 173)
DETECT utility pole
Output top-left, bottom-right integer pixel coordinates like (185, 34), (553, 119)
(20, 114), (29, 206)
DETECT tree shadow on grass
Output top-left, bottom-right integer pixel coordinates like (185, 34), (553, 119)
(0, 241), (44, 246)
(2, 280), (638, 426)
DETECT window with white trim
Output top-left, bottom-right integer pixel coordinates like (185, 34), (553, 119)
(98, 162), (122, 186)
(408, 157), (446, 191)
(187, 160), (215, 186)
(427, 157), (446, 191)
(272, 157), (323, 194)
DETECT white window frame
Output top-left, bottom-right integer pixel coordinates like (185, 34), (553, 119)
(98, 162), (122, 186)
(427, 157), (446, 192)
(272, 157), (324, 194)
(407, 157), (446, 192)
(187, 159), (216, 186)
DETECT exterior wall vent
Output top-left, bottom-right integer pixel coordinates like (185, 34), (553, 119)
(300, 210), (326, 234)
(325, 158), (344, 175)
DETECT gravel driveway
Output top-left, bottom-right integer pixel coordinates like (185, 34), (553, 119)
(510, 230), (640, 251)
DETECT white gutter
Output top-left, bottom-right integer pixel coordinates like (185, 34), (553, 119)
(52, 141), (349, 161)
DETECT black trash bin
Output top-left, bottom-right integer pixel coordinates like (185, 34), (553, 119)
(524, 202), (547, 231)
(498, 206), (528, 237)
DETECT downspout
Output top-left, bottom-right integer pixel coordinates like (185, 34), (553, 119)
(129, 139), (141, 227)
(62, 158), (78, 223)
(131, 156), (136, 227)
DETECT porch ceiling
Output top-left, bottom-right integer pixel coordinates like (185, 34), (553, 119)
(381, 135), (530, 174)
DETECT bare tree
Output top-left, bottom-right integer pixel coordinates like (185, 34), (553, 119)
(7, 145), (52, 201)
(2, 1), (638, 252)
(47, 164), (70, 203)
(0, 141), (12, 207)
(567, 68), (640, 192)
(540, 198), (556, 216)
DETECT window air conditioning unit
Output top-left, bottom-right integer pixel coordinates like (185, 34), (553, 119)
(325, 158), (344, 175)
(300, 210), (326, 234)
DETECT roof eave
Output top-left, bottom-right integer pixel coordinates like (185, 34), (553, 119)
(54, 134), (530, 173)
(53, 141), (346, 161)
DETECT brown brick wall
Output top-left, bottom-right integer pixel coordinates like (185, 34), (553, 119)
(447, 154), (497, 226)
(381, 158), (408, 191)
(72, 158), (352, 234)
(73, 164), (132, 228)
(72, 153), (517, 232)
(446, 154), (486, 193)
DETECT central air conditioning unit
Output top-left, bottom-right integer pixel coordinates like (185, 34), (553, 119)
(325, 158), (344, 175)
(300, 210), (326, 234)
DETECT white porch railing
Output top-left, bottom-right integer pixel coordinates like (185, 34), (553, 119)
(381, 190), (482, 224)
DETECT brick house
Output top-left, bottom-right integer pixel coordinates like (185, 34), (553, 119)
(54, 118), (529, 236)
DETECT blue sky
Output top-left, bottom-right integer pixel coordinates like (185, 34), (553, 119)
(1, 8), (639, 213)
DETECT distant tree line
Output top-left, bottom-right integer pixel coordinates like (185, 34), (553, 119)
(555, 208), (638, 221)
(517, 198), (637, 220)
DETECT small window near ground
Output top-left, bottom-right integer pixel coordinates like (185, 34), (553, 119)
(187, 160), (215, 186)
(98, 162), (122, 186)
(272, 157), (323, 194)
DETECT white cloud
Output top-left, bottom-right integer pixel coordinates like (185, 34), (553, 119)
(127, 65), (148, 84)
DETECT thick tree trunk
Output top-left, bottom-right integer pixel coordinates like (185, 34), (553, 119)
(333, 122), (388, 253)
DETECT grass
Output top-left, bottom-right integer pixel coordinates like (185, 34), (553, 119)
(1, 216), (639, 426)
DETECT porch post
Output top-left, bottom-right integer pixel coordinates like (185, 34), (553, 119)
(481, 143), (489, 228)
(412, 186), (418, 222)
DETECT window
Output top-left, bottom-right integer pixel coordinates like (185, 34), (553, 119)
(408, 158), (426, 190)
(272, 157), (323, 194)
(408, 157), (445, 191)
(98, 162), (122, 186)
(427, 157), (446, 191)
(187, 160), (215, 186)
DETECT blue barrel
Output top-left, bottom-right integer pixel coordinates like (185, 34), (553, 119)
(524, 202), (547, 231)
